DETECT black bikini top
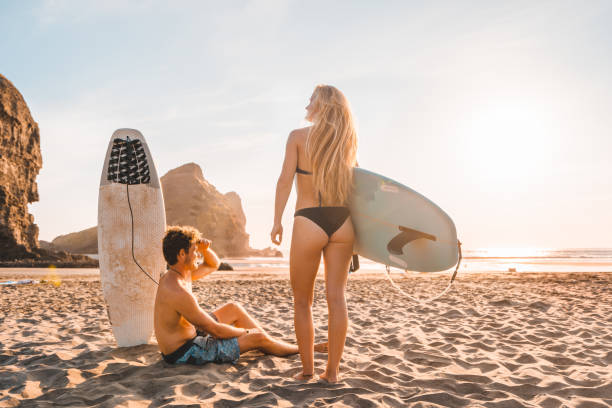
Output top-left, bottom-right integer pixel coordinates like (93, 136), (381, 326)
(297, 166), (324, 206)
(296, 167), (312, 175)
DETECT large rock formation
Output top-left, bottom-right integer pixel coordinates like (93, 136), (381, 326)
(52, 163), (282, 258)
(161, 163), (250, 257)
(0, 74), (42, 260)
(224, 191), (247, 229)
(51, 227), (98, 254)
(0, 75), (96, 267)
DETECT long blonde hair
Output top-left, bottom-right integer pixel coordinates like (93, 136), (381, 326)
(306, 85), (358, 206)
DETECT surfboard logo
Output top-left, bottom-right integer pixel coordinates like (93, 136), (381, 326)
(387, 226), (437, 255)
(380, 183), (399, 193)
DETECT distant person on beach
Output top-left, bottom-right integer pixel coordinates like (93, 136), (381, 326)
(154, 226), (327, 365)
(271, 85), (358, 383)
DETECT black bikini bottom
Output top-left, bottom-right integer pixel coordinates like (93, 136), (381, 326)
(294, 206), (350, 237)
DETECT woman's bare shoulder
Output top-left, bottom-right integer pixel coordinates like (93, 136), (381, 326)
(289, 126), (311, 139)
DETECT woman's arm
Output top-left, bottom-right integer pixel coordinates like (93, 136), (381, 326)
(271, 131), (299, 245)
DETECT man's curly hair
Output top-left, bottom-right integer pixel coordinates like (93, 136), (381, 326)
(162, 225), (202, 265)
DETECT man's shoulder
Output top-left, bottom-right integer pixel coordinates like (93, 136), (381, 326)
(158, 273), (190, 300)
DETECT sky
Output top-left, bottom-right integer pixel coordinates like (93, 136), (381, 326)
(1, 0), (611, 252)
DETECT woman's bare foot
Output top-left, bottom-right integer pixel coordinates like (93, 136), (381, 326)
(294, 372), (315, 381)
(319, 369), (339, 383)
(314, 342), (328, 353)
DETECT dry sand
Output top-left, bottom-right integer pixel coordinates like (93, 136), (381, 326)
(0, 271), (611, 407)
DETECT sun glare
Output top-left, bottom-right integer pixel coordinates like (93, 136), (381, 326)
(461, 100), (557, 186)
(479, 247), (546, 258)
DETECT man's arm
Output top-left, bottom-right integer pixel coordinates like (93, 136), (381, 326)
(174, 287), (245, 339)
(192, 242), (221, 281)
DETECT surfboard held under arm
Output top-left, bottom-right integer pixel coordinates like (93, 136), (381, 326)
(349, 167), (459, 272)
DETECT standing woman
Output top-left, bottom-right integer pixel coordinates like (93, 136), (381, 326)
(271, 85), (358, 383)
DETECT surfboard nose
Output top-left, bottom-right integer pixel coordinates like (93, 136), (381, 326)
(111, 128), (144, 139)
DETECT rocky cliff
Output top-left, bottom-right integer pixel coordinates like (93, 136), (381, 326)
(52, 163), (281, 258)
(0, 74), (96, 267)
(161, 163), (250, 257)
(0, 74), (42, 260)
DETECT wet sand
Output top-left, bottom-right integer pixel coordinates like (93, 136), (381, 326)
(1, 271), (611, 407)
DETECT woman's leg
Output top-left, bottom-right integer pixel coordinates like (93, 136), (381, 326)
(290, 216), (328, 378)
(321, 218), (354, 383)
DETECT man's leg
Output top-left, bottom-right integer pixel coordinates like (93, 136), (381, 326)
(214, 302), (328, 357)
(237, 331), (298, 356)
(212, 302), (265, 332)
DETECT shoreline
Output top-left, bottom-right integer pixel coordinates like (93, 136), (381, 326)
(1, 268), (611, 283)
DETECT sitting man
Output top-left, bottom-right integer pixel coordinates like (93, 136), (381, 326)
(154, 225), (326, 365)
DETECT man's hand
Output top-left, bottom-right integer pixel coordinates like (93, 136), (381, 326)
(197, 238), (211, 253)
(191, 239), (220, 281)
(270, 224), (283, 245)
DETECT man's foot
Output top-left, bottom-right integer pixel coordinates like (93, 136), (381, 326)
(314, 342), (328, 353)
(294, 372), (315, 381)
(319, 369), (339, 383)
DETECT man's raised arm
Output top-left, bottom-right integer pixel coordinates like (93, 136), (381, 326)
(192, 240), (221, 281)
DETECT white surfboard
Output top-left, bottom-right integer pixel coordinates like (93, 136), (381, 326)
(98, 129), (166, 346)
(349, 167), (459, 272)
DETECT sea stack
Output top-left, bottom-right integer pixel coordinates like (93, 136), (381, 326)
(161, 163), (250, 257)
(0, 74), (42, 260)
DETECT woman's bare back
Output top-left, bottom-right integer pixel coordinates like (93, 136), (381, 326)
(291, 127), (320, 210)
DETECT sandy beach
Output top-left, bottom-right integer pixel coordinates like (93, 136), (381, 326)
(1, 271), (611, 407)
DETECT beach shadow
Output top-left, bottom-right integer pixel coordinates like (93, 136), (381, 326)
(11, 344), (343, 407)
(8, 344), (225, 407)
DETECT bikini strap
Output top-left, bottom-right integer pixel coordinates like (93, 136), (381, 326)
(296, 164), (321, 206)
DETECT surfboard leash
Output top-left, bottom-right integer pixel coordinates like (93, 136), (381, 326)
(125, 182), (160, 286)
(385, 240), (462, 304)
(124, 136), (159, 286)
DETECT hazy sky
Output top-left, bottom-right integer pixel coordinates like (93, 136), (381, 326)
(1, 0), (611, 251)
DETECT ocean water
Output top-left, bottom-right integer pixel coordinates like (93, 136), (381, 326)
(458, 248), (612, 274)
(1, 249), (611, 280)
(227, 248), (612, 274)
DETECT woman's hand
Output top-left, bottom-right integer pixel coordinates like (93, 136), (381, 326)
(270, 223), (283, 245)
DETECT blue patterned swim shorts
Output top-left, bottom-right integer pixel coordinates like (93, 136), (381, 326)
(162, 335), (240, 365)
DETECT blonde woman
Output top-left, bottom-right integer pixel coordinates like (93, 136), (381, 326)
(271, 85), (358, 383)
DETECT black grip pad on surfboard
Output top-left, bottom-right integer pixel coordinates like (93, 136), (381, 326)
(387, 226), (437, 255)
(107, 138), (151, 185)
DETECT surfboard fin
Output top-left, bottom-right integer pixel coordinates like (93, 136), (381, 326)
(387, 226), (437, 255)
